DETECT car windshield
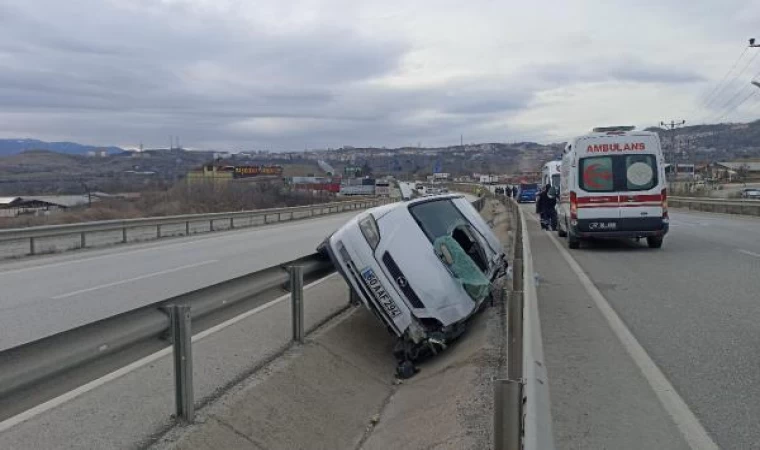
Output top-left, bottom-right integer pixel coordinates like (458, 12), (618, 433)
(408, 199), (468, 242)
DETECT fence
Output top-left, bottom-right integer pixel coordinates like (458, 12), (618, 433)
(0, 199), (383, 258)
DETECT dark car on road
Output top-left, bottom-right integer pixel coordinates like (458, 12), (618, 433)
(517, 183), (539, 203)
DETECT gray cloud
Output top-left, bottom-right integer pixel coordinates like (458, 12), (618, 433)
(0, 0), (733, 149)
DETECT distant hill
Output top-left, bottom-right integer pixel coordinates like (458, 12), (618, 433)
(0, 139), (123, 156)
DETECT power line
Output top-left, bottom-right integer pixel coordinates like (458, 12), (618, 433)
(709, 82), (755, 122)
(704, 50), (760, 110)
(701, 46), (748, 107)
(715, 89), (758, 123)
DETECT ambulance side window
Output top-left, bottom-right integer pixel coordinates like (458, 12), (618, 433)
(625, 155), (657, 191)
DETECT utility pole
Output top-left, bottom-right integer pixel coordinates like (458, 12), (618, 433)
(660, 120), (685, 181)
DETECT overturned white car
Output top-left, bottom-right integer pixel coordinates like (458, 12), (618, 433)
(319, 194), (507, 377)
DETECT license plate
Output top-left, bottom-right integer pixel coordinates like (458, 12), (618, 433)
(361, 268), (402, 318)
(589, 221), (617, 231)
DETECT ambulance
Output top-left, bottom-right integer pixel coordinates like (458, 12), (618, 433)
(557, 126), (669, 249)
(541, 160), (562, 192)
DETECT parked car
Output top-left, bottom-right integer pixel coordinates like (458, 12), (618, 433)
(319, 194), (507, 378)
(517, 183), (539, 203)
(740, 188), (760, 199)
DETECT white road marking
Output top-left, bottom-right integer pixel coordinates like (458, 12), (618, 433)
(51, 260), (219, 299)
(737, 249), (760, 259)
(0, 273), (340, 433)
(543, 226), (719, 450)
(0, 211), (355, 277)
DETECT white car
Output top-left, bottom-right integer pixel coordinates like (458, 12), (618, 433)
(319, 194), (506, 378)
(741, 188), (760, 199)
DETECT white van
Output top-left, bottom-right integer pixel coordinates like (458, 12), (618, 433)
(541, 160), (562, 192)
(557, 126), (669, 249)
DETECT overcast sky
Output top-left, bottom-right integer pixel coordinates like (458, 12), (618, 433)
(2, 0), (760, 150)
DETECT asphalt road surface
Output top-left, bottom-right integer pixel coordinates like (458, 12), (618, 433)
(535, 207), (760, 449)
(0, 211), (361, 351)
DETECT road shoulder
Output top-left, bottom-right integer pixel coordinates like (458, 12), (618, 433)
(527, 211), (692, 449)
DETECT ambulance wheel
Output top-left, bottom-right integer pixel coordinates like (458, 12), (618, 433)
(557, 220), (567, 237)
(568, 233), (580, 249)
(647, 236), (663, 249)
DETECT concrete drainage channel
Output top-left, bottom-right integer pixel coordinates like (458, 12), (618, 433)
(150, 198), (516, 450)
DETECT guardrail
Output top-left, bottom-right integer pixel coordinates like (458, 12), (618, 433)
(0, 252), (334, 412)
(0, 199), (383, 257)
(669, 196), (760, 216)
(0, 196), (486, 429)
(494, 197), (554, 450)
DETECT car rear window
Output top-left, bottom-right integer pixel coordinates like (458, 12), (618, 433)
(408, 199), (467, 242)
(580, 154), (658, 192)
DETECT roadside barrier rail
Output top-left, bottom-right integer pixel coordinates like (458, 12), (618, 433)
(0, 197), (484, 428)
(494, 196), (555, 450)
(0, 199), (384, 256)
(669, 196), (760, 216)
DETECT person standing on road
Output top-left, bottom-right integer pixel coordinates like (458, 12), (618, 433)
(537, 184), (557, 230)
(512, 186), (518, 198)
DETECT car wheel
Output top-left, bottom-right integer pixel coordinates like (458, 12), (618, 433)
(568, 232), (580, 249)
(647, 236), (663, 249)
(557, 218), (568, 237)
(396, 360), (418, 379)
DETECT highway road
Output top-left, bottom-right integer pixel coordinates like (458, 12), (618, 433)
(0, 210), (362, 351)
(531, 207), (760, 449)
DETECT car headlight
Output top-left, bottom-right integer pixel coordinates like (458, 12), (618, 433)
(359, 214), (381, 250)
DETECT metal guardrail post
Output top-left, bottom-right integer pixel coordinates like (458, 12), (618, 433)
(170, 304), (194, 422)
(277, 212), (281, 222)
(80, 232), (86, 249)
(230, 217), (234, 229)
(494, 378), (523, 450)
(508, 290), (524, 380)
(209, 219), (214, 232)
(29, 237), (36, 255)
(122, 227), (128, 243)
(157, 225), (161, 238)
(290, 266), (304, 343)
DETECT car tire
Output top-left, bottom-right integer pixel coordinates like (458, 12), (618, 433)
(647, 236), (663, 249)
(568, 232), (580, 249)
(396, 360), (418, 379)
